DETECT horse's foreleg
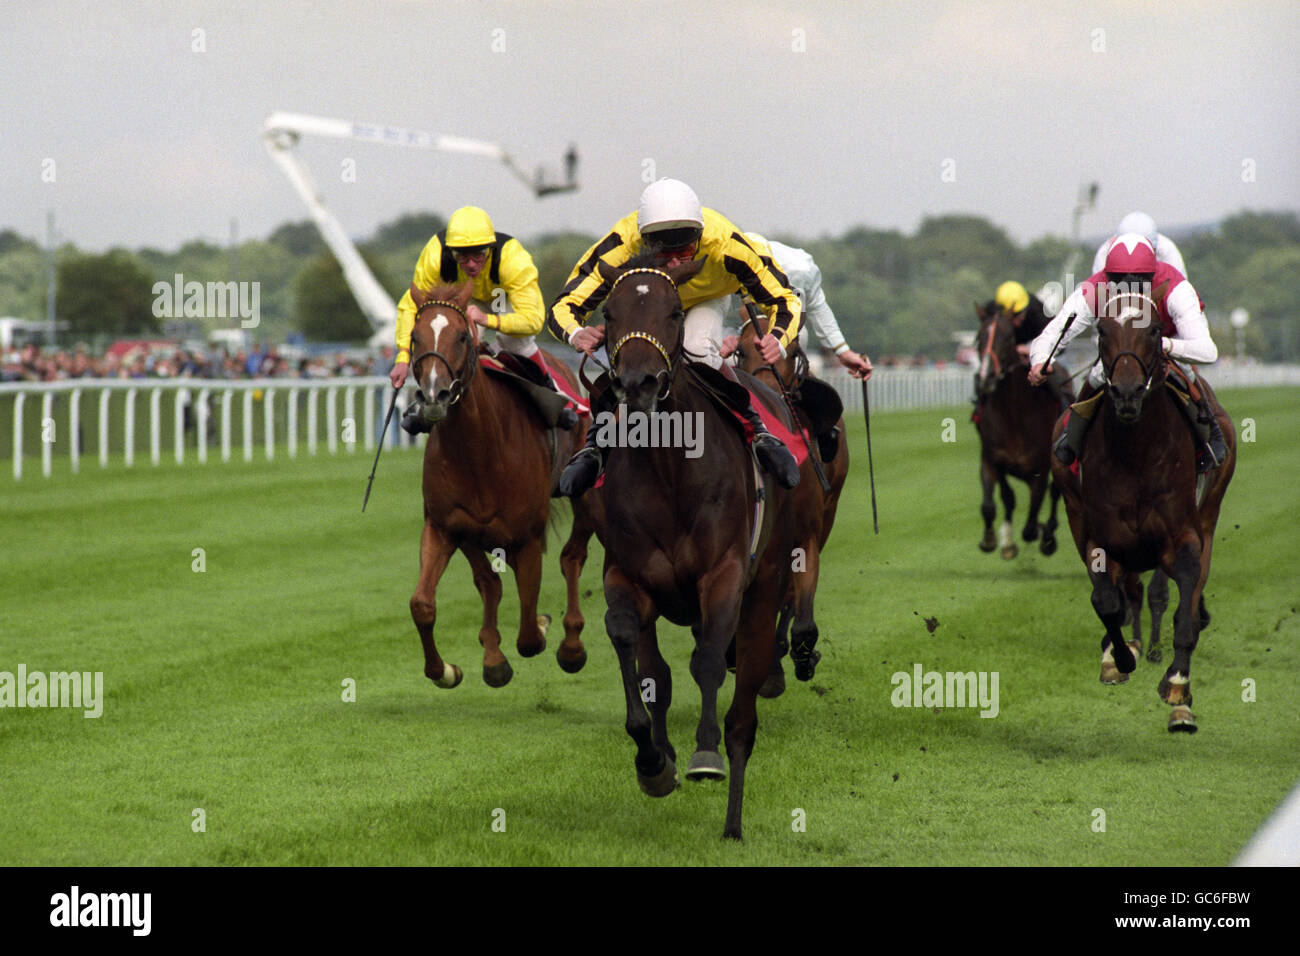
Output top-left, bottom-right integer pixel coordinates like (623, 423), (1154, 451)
(638, 620), (675, 765)
(997, 474), (1018, 559)
(411, 522), (461, 689)
(1122, 572), (1144, 661)
(557, 505), (593, 674)
(1090, 549), (1135, 684)
(979, 454), (997, 552)
(1146, 569), (1169, 663)
(462, 547), (510, 688)
(1022, 473), (1047, 543)
(1040, 477), (1061, 556)
(722, 573), (782, 842)
(604, 566), (675, 796)
(687, 556), (745, 784)
(507, 536), (547, 659)
(1159, 538), (1204, 732)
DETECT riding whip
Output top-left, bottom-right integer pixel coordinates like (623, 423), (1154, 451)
(362, 385), (401, 513)
(862, 376), (878, 534)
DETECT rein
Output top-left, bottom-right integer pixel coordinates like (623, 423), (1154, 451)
(410, 297), (477, 406)
(978, 318), (1022, 386)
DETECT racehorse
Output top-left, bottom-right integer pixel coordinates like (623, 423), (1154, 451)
(405, 280), (599, 689)
(1050, 291), (1235, 732)
(973, 302), (1069, 559)
(734, 316), (848, 694)
(592, 254), (797, 840)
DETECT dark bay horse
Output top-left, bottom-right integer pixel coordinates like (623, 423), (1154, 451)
(405, 280), (600, 689)
(1050, 292), (1235, 732)
(734, 317), (848, 694)
(592, 255), (797, 840)
(973, 303), (1069, 558)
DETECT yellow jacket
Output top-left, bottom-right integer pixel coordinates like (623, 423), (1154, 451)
(395, 232), (545, 362)
(548, 208), (803, 349)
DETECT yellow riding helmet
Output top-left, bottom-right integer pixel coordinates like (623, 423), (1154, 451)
(445, 206), (496, 248)
(994, 280), (1030, 315)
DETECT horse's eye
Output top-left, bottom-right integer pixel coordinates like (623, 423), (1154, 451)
(459, 332), (471, 344)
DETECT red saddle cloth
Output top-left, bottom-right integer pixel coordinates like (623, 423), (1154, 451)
(739, 386), (809, 467)
(479, 350), (590, 416)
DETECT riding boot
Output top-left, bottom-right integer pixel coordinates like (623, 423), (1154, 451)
(1053, 383), (1099, 466)
(558, 386), (613, 497)
(520, 350), (579, 430)
(713, 363), (800, 489)
(817, 423), (840, 464)
(1194, 396), (1228, 473)
(400, 391), (433, 435)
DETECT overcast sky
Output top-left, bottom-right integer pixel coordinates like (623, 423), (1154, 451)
(4, 0), (1297, 252)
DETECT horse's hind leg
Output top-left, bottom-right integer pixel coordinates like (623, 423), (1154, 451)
(462, 547), (510, 688)
(507, 535), (549, 660)
(759, 602), (790, 699)
(687, 557), (745, 783)
(1146, 569), (1169, 663)
(998, 474), (1018, 559)
(788, 541), (822, 683)
(556, 504), (593, 674)
(411, 522), (462, 689)
(979, 454), (998, 552)
(1040, 476), (1061, 556)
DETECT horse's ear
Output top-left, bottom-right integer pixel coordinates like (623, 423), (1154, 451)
(668, 257), (705, 286)
(597, 260), (621, 284)
(454, 280), (474, 308)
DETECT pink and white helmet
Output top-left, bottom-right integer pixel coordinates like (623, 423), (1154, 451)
(1103, 233), (1157, 275)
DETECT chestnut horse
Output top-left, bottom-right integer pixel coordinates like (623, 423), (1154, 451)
(592, 254), (797, 840)
(734, 317), (848, 694)
(405, 280), (600, 689)
(1050, 292), (1235, 732)
(973, 303), (1070, 558)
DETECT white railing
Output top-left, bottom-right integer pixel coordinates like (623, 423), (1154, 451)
(5, 365), (1297, 479)
(0, 376), (412, 480)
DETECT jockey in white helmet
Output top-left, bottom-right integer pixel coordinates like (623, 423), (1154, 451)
(1090, 211), (1188, 278)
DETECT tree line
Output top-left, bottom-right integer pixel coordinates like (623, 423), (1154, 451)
(0, 209), (1295, 361)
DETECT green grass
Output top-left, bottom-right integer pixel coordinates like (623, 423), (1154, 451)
(1, 387), (1297, 865)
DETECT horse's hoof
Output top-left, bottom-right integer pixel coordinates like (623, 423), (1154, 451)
(1000, 544), (1019, 560)
(432, 663), (463, 689)
(685, 750), (726, 782)
(758, 669), (786, 699)
(1039, 536), (1058, 556)
(1168, 705), (1198, 733)
(483, 659), (514, 688)
(518, 616), (550, 658)
(978, 537), (996, 553)
(556, 644), (587, 674)
(1146, 646), (1163, 664)
(1100, 662), (1129, 685)
(792, 649), (821, 682)
(1022, 524), (1039, 543)
(637, 757), (679, 797)
(1126, 640), (1142, 663)
(1158, 676), (1192, 707)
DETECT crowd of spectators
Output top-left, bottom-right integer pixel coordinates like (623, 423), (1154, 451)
(1, 343), (394, 383)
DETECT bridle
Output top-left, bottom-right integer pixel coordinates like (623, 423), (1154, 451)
(604, 267), (683, 402)
(410, 297), (477, 407)
(978, 314), (1019, 387)
(1099, 294), (1164, 400)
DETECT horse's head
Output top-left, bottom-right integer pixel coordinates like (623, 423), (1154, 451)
(597, 253), (705, 414)
(408, 280), (478, 425)
(974, 300), (1018, 396)
(1096, 289), (1164, 423)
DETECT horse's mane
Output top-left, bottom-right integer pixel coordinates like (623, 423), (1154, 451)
(622, 250), (661, 271)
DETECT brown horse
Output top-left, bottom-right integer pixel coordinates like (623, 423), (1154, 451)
(592, 254), (797, 840)
(734, 317), (848, 693)
(405, 280), (599, 688)
(973, 303), (1070, 558)
(1050, 292), (1235, 732)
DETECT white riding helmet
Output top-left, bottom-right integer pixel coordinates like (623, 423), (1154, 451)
(1117, 211), (1158, 250)
(637, 179), (704, 236)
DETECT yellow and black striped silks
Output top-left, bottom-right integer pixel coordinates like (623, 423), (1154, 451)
(547, 208), (803, 350)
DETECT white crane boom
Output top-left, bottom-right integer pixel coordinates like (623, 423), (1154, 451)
(261, 112), (578, 348)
